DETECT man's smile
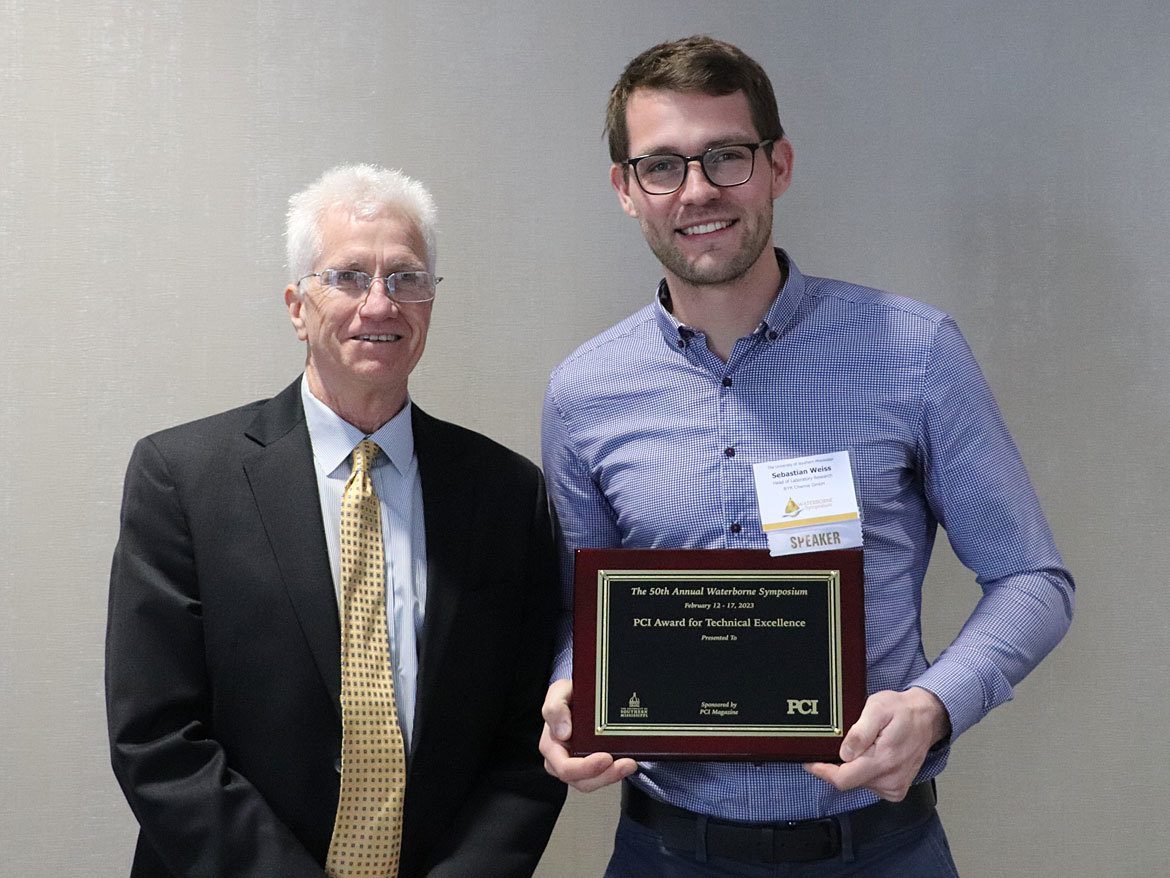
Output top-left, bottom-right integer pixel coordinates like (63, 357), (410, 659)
(678, 219), (736, 237)
(354, 333), (404, 342)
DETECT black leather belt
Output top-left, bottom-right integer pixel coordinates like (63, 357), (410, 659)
(622, 780), (937, 864)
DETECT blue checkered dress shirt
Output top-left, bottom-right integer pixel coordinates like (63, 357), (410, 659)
(542, 250), (1073, 822)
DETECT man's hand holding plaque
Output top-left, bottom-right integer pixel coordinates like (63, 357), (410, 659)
(540, 679), (638, 793)
(805, 686), (952, 801)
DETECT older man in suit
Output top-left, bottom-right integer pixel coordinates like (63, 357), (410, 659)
(106, 164), (565, 877)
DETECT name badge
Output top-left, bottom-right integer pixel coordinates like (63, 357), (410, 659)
(752, 451), (863, 557)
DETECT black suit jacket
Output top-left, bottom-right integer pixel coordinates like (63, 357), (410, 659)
(106, 380), (565, 877)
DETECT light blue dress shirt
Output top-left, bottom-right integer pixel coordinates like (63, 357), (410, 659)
(542, 251), (1074, 822)
(301, 377), (427, 752)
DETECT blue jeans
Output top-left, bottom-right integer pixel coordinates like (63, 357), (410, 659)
(604, 811), (960, 877)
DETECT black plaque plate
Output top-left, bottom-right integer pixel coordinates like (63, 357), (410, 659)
(571, 548), (865, 761)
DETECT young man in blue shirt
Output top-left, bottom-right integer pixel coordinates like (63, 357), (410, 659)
(539, 36), (1073, 876)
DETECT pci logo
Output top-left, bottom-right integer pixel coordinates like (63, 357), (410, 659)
(620, 692), (649, 719)
(787, 699), (820, 715)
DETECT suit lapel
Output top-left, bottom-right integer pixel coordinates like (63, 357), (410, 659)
(238, 393), (476, 736)
(242, 379), (342, 717)
(410, 406), (476, 752)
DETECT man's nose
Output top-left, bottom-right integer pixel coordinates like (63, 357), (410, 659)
(678, 160), (720, 203)
(358, 278), (400, 317)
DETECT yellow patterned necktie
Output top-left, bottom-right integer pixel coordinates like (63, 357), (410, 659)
(327, 439), (406, 877)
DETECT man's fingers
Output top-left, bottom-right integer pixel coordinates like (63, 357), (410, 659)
(541, 679), (573, 741)
(562, 755), (638, 793)
(542, 709), (570, 741)
(802, 760), (839, 787)
(839, 698), (891, 761)
(539, 723), (636, 792)
(803, 754), (877, 792)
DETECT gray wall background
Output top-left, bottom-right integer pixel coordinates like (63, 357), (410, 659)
(1, 1), (1166, 875)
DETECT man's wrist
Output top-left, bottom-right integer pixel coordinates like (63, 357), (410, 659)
(909, 686), (952, 747)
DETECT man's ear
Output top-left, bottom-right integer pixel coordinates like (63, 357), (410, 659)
(769, 138), (794, 200)
(611, 163), (639, 218)
(285, 284), (309, 341)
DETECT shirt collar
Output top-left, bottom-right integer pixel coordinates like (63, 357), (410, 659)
(652, 248), (807, 348)
(300, 375), (415, 477)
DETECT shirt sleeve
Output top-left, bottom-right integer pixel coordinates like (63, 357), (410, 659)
(541, 378), (623, 681)
(910, 317), (1075, 737)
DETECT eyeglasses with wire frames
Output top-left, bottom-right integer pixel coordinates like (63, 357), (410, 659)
(297, 268), (442, 303)
(623, 140), (774, 195)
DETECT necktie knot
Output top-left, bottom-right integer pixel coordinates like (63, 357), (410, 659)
(352, 439), (381, 476)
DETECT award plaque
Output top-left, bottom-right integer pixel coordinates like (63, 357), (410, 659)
(571, 548), (865, 761)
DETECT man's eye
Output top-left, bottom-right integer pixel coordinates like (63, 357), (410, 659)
(708, 148), (747, 165)
(644, 157), (681, 174)
(334, 270), (361, 284)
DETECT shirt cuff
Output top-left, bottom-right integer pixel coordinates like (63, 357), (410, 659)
(550, 647), (573, 684)
(910, 646), (1015, 739)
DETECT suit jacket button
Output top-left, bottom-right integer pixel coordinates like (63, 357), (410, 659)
(334, 756), (342, 774)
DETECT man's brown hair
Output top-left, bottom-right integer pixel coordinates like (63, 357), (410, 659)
(605, 35), (784, 164)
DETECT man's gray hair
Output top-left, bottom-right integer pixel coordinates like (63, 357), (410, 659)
(285, 164), (437, 282)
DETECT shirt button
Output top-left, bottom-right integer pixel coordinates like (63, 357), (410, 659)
(724, 447), (735, 457)
(721, 376), (733, 387)
(766, 330), (779, 341)
(676, 339), (686, 349)
(729, 523), (742, 534)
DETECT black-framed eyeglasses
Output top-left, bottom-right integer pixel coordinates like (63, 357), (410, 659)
(624, 140), (773, 195)
(297, 268), (442, 303)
